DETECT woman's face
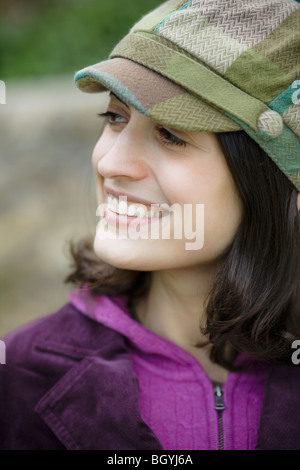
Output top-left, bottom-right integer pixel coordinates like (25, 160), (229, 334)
(92, 94), (243, 272)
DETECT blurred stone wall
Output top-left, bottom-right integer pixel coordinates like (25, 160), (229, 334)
(0, 75), (109, 336)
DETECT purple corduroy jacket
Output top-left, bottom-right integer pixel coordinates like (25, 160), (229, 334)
(0, 302), (299, 450)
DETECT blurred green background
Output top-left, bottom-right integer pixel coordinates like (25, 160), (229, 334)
(0, 0), (162, 336)
(0, 0), (161, 79)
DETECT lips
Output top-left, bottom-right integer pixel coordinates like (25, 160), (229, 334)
(104, 185), (158, 208)
(103, 206), (158, 228)
(106, 193), (163, 218)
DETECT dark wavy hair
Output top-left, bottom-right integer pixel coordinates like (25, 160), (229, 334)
(65, 130), (300, 370)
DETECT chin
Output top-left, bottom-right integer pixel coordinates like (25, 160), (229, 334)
(93, 237), (148, 271)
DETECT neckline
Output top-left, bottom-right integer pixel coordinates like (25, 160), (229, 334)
(69, 288), (259, 384)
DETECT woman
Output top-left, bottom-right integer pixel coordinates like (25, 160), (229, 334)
(1, 0), (300, 450)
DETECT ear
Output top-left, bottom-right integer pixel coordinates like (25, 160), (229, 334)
(297, 193), (300, 211)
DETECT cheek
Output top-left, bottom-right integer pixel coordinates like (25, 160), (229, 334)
(202, 179), (243, 255)
(157, 162), (199, 204)
(164, 162), (242, 250)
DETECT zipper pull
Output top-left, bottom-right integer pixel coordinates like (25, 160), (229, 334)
(214, 383), (225, 411)
(213, 383), (225, 450)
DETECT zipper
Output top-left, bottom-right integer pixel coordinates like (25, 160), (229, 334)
(213, 382), (225, 450)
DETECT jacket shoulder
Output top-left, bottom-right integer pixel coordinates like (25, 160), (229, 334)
(256, 363), (300, 450)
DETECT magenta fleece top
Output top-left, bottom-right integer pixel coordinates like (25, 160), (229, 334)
(69, 289), (270, 451)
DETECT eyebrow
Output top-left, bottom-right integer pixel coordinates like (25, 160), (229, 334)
(110, 92), (129, 109)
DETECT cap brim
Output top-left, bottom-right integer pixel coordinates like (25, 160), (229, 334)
(75, 57), (241, 133)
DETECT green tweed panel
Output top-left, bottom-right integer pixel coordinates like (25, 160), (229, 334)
(148, 93), (241, 132)
(224, 49), (294, 104)
(110, 32), (269, 132)
(227, 113), (300, 192)
(251, 11), (300, 78)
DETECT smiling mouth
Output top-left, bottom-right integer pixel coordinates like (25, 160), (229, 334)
(106, 193), (168, 219)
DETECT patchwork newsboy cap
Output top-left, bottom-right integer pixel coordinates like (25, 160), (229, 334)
(75, 0), (300, 191)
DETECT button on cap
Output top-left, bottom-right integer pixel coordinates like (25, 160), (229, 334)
(257, 109), (283, 139)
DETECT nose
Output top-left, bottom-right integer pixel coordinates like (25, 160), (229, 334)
(94, 121), (149, 180)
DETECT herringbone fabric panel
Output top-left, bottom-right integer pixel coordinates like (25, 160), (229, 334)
(156, 11), (247, 74)
(129, 30), (226, 74)
(252, 11), (300, 77)
(149, 93), (241, 132)
(112, 34), (173, 78)
(157, 0), (299, 48)
(188, 0), (299, 44)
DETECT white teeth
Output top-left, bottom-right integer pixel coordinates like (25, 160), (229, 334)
(146, 210), (157, 219)
(127, 204), (136, 216)
(118, 200), (127, 215)
(112, 197), (118, 211)
(106, 194), (162, 218)
(135, 206), (147, 218)
(107, 195), (115, 211)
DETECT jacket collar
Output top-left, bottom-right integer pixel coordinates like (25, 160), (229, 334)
(33, 303), (163, 450)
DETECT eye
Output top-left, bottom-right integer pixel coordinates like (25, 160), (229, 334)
(97, 111), (127, 125)
(156, 127), (187, 147)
